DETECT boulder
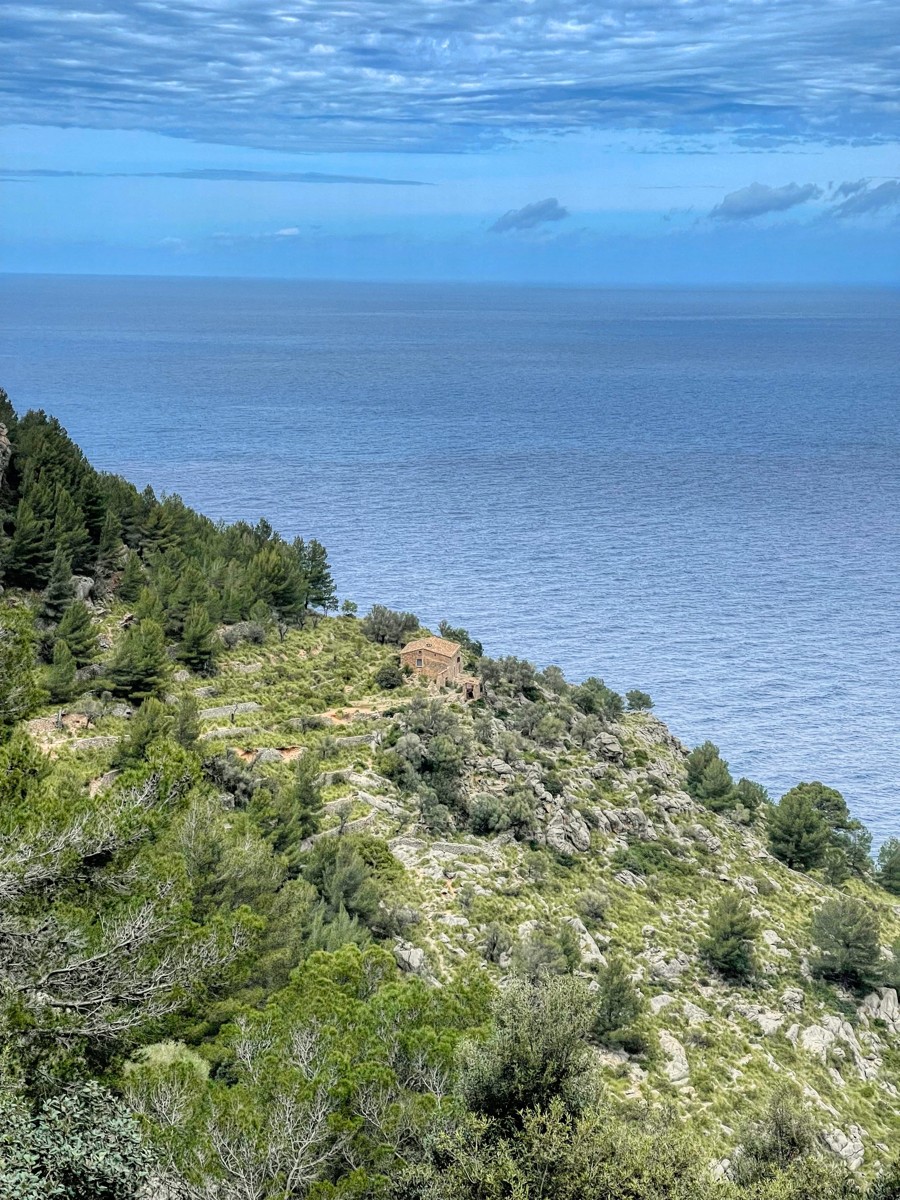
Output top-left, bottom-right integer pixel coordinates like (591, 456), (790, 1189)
(686, 823), (721, 854)
(860, 987), (900, 1034)
(659, 1031), (690, 1086)
(650, 993), (677, 1015)
(544, 807), (591, 855)
(72, 575), (94, 602)
(393, 941), (427, 974)
(825, 1126), (864, 1170)
(642, 947), (690, 983)
(606, 807), (657, 841)
(564, 916), (606, 966)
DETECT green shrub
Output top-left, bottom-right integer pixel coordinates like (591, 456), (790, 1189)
(809, 895), (882, 989)
(700, 891), (760, 980)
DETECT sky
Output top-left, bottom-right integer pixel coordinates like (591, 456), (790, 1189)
(2, 0), (899, 283)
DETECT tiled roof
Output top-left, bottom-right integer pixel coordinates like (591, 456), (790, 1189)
(401, 636), (461, 658)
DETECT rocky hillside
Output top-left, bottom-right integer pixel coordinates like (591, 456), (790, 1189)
(29, 607), (900, 1176)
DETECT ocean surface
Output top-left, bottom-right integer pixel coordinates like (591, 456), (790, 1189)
(1, 276), (898, 844)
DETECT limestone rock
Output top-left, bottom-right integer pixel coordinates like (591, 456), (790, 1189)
(860, 987), (900, 1034)
(650, 993), (676, 1015)
(393, 941), (426, 974)
(614, 869), (645, 889)
(781, 988), (805, 1013)
(642, 947), (690, 983)
(825, 1126), (864, 1170)
(564, 916), (607, 966)
(544, 806), (591, 855)
(71, 575), (94, 602)
(686, 823), (721, 854)
(659, 1031), (690, 1086)
(606, 807), (657, 841)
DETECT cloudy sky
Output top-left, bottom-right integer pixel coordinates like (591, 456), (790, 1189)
(3, 0), (899, 282)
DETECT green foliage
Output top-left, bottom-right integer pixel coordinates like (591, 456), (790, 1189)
(439, 618), (484, 660)
(173, 692), (200, 750)
(374, 658), (406, 690)
(730, 1085), (818, 1185)
(593, 954), (645, 1041)
(0, 1083), (154, 1199)
(361, 604), (419, 645)
(457, 973), (596, 1130)
(572, 676), (624, 720)
(47, 638), (77, 703)
(55, 599), (98, 666)
(0, 604), (43, 737)
(114, 697), (174, 767)
(626, 689), (654, 711)
(469, 788), (536, 839)
(809, 895), (882, 988)
(511, 921), (582, 979)
(768, 788), (830, 870)
(116, 553), (146, 602)
(700, 891), (760, 980)
(177, 603), (218, 673)
(40, 546), (75, 624)
(877, 838), (900, 895)
(106, 618), (169, 701)
(0, 728), (49, 808)
(252, 752), (324, 872)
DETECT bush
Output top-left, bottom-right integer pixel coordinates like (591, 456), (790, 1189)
(374, 659), (405, 690)
(730, 1085), (818, 1185)
(809, 895), (882, 989)
(700, 891), (760, 980)
(626, 689), (654, 711)
(457, 973), (596, 1129)
(576, 889), (608, 923)
(469, 789), (536, 839)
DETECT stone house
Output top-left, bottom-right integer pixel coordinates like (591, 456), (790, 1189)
(400, 636), (481, 700)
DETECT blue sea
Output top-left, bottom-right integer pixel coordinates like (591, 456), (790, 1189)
(1, 276), (898, 843)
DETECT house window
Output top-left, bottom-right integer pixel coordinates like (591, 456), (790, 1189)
(416, 657), (423, 666)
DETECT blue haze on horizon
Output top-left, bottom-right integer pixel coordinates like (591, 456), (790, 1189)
(2, 0), (899, 283)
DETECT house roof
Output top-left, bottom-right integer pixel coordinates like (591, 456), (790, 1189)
(401, 636), (461, 659)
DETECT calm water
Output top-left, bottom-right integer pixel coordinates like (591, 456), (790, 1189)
(1, 276), (898, 843)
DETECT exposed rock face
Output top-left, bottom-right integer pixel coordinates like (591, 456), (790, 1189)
(544, 806), (591, 855)
(825, 1126), (865, 1170)
(393, 941), (426, 973)
(606, 807), (657, 841)
(642, 947), (690, 983)
(659, 1030), (690, 1086)
(860, 987), (900, 1034)
(72, 575), (94, 602)
(199, 701), (262, 720)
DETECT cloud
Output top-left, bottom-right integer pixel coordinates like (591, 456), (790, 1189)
(0, 168), (427, 186)
(2, 0), (898, 152)
(490, 198), (569, 233)
(831, 179), (900, 217)
(832, 179), (869, 199)
(710, 182), (822, 221)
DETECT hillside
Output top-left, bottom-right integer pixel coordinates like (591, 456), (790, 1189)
(2, 391), (900, 1199)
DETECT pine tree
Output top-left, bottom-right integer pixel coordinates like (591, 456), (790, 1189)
(173, 693), (201, 750)
(166, 562), (211, 637)
(134, 587), (165, 624)
(116, 553), (146, 603)
(96, 509), (123, 576)
(40, 547), (75, 624)
(698, 756), (734, 811)
(304, 538), (337, 612)
(700, 892), (760, 980)
(47, 639), (77, 703)
(4, 500), (50, 589)
(106, 619), (169, 702)
(0, 727), (49, 808)
(809, 896), (882, 988)
(52, 486), (92, 573)
(768, 789), (829, 870)
(177, 605), (218, 674)
(55, 600), (98, 667)
(593, 954), (644, 1039)
(877, 838), (900, 896)
(114, 697), (174, 767)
